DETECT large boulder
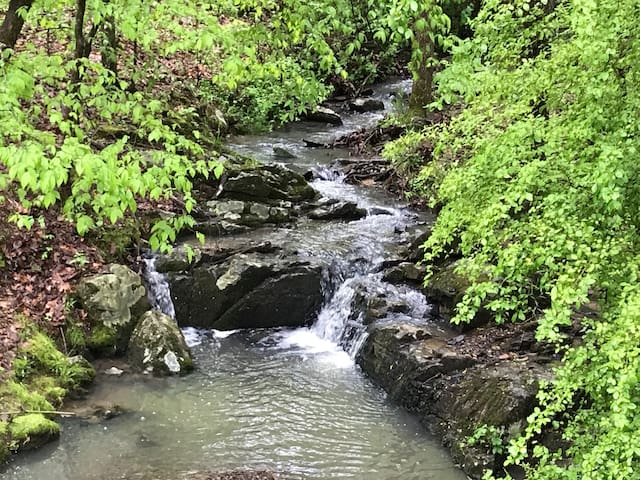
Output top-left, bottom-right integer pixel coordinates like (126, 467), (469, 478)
(75, 264), (150, 356)
(128, 310), (193, 375)
(348, 98), (385, 113)
(423, 261), (490, 330)
(305, 106), (343, 125)
(218, 164), (318, 203)
(168, 252), (325, 330)
(307, 200), (366, 221)
(357, 321), (550, 479)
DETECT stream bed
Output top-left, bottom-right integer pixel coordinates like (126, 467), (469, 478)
(2, 79), (467, 480)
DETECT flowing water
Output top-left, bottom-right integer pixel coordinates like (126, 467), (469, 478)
(2, 79), (466, 480)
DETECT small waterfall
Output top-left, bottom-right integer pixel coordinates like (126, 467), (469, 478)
(311, 272), (432, 358)
(143, 256), (176, 319)
(312, 276), (368, 358)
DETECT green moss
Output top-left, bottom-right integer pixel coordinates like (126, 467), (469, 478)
(3, 380), (55, 412)
(18, 331), (95, 390)
(0, 421), (9, 463)
(87, 323), (119, 355)
(9, 414), (60, 450)
(64, 320), (87, 353)
(29, 376), (67, 407)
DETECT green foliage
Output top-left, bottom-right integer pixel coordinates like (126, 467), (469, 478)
(14, 331), (95, 389)
(8, 413), (60, 448)
(413, 0), (640, 477)
(464, 424), (505, 455)
(382, 129), (428, 175)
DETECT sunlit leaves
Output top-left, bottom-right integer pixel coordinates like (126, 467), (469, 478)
(416, 0), (640, 477)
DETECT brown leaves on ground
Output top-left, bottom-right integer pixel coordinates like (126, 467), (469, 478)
(0, 197), (104, 374)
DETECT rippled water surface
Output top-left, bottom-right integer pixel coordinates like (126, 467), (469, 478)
(3, 78), (465, 480)
(3, 330), (465, 480)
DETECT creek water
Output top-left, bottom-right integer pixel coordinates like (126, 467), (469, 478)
(2, 79), (466, 480)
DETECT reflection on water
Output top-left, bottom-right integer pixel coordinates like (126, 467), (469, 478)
(2, 331), (465, 480)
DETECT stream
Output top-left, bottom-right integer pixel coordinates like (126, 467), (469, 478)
(2, 79), (466, 480)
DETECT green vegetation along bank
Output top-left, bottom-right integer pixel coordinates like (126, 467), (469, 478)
(2, 0), (639, 478)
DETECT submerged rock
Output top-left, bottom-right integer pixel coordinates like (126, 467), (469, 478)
(128, 310), (193, 375)
(185, 471), (280, 480)
(75, 264), (150, 356)
(169, 252), (324, 330)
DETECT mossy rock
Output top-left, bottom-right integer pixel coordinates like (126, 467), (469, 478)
(76, 264), (151, 356)
(16, 332), (95, 391)
(86, 323), (120, 357)
(0, 422), (9, 463)
(128, 310), (194, 375)
(9, 414), (60, 452)
(423, 261), (490, 330)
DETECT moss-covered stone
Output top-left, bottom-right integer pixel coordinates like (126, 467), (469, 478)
(28, 376), (67, 407)
(86, 323), (119, 355)
(75, 264), (151, 356)
(17, 331), (95, 390)
(128, 310), (194, 375)
(9, 414), (60, 451)
(0, 328), (97, 462)
(0, 421), (9, 463)
(2, 380), (55, 413)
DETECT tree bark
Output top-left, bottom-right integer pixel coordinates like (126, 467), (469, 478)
(72, 0), (100, 83)
(408, 15), (435, 116)
(101, 14), (118, 76)
(0, 0), (34, 49)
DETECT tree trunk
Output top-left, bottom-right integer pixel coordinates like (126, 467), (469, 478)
(0, 0), (34, 49)
(408, 15), (435, 116)
(72, 0), (99, 83)
(101, 14), (118, 76)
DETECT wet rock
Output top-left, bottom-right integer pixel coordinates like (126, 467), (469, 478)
(351, 289), (413, 325)
(406, 227), (432, 263)
(307, 200), (366, 221)
(104, 366), (124, 376)
(128, 310), (194, 375)
(168, 252), (324, 330)
(382, 262), (426, 284)
(368, 207), (394, 216)
(305, 106), (343, 125)
(217, 164), (318, 203)
(423, 261), (490, 330)
(272, 146), (297, 159)
(75, 264), (150, 356)
(358, 322), (475, 403)
(154, 247), (202, 273)
(349, 98), (385, 112)
(357, 321), (551, 479)
(203, 199), (297, 228)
